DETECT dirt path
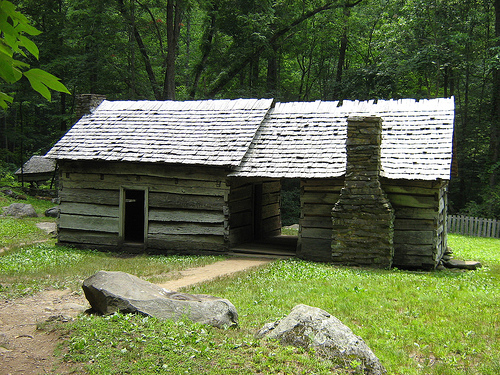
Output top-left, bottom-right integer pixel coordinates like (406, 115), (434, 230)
(0, 256), (274, 375)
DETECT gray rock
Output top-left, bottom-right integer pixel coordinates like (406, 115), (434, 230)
(257, 304), (386, 375)
(2, 203), (37, 218)
(44, 206), (60, 218)
(82, 271), (238, 328)
(443, 258), (482, 270)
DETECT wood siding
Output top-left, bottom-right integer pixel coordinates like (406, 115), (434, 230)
(57, 161), (229, 253)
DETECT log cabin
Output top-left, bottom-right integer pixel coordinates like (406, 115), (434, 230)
(46, 97), (455, 269)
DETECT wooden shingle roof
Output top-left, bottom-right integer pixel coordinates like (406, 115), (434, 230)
(46, 99), (274, 167)
(232, 98), (455, 180)
(47, 97), (454, 181)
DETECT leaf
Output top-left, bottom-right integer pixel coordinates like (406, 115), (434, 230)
(0, 52), (23, 82)
(24, 68), (71, 101)
(18, 35), (38, 59)
(0, 91), (13, 109)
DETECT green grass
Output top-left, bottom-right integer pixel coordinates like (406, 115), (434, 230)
(2, 208), (499, 374)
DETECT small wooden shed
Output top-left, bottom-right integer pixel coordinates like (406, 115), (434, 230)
(46, 97), (455, 269)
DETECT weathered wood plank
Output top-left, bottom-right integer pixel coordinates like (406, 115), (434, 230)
(62, 179), (226, 196)
(148, 222), (224, 236)
(301, 192), (340, 204)
(393, 219), (436, 231)
(60, 202), (119, 218)
(297, 238), (332, 262)
(301, 178), (344, 188)
(59, 214), (119, 233)
(229, 198), (252, 214)
(262, 215), (281, 234)
(301, 227), (332, 239)
(60, 160), (229, 181)
(62, 172), (229, 190)
(229, 184), (253, 201)
(393, 243), (435, 256)
(59, 188), (119, 205)
(393, 230), (435, 245)
(262, 203), (280, 220)
(387, 193), (437, 208)
(393, 207), (436, 220)
(262, 180), (281, 194)
(301, 203), (334, 216)
(149, 209), (224, 223)
(58, 229), (119, 246)
(149, 192), (224, 210)
(300, 216), (332, 229)
(262, 192), (280, 205)
(148, 234), (225, 251)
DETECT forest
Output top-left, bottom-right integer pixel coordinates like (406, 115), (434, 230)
(1, 0), (499, 219)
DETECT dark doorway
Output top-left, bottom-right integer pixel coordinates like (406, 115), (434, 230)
(124, 189), (145, 243)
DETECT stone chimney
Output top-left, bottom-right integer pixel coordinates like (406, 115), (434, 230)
(331, 116), (395, 268)
(74, 94), (106, 122)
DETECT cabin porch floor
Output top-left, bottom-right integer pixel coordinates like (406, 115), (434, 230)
(229, 235), (297, 258)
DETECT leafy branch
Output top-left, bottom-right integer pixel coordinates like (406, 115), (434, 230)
(0, 0), (70, 109)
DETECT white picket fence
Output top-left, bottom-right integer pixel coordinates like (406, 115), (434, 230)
(447, 215), (500, 238)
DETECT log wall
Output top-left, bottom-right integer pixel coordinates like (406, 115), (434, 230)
(297, 178), (343, 261)
(57, 161), (229, 254)
(298, 177), (448, 269)
(228, 178), (281, 246)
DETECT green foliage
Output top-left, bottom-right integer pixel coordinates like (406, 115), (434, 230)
(0, 0), (70, 108)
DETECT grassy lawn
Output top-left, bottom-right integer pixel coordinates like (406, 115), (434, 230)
(1, 195), (499, 374)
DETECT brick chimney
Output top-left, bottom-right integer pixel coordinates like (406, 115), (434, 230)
(331, 116), (395, 268)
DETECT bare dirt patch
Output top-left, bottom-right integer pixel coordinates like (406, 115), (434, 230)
(0, 257), (274, 374)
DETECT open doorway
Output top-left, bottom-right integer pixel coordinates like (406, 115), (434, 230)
(228, 178), (298, 256)
(123, 189), (146, 243)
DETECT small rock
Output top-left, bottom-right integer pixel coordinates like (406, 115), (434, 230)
(44, 206), (60, 218)
(443, 259), (482, 270)
(2, 203), (37, 218)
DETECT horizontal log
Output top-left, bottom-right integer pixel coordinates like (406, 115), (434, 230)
(300, 216), (332, 229)
(148, 209), (224, 224)
(59, 214), (119, 233)
(301, 203), (334, 217)
(262, 215), (281, 234)
(62, 172), (229, 190)
(60, 202), (119, 218)
(301, 227), (332, 239)
(148, 234), (226, 252)
(149, 192), (224, 210)
(301, 192), (340, 204)
(301, 178), (344, 188)
(148, 222), (224, 236)
(58, 229), (119, 246)
(393, 207), (437, 220)
(262, 180), (281, 194)
(393, 219), (436, 231)
(60, 188), (119, 205)
(60, 160), (229, 181)
(297, 238), (332, 262)
(229, 198), (252, 215)
(229, 184), (253, 201)
(381, 184), (441, 196)
(262, 192), (280, 205)
(381, 178), (447, 189)
(387, 193), (437, 208)
(62, 180), (226, 196)
(262, 203), (280, 220)
(393, 230), (435, 245)
(393, 243), (436, 256)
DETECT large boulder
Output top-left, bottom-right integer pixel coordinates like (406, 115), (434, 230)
(257, 304), (386, 375)
(2, 203), (37, 218)
(82, 271), (238, 329)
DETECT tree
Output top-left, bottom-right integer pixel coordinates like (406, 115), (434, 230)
(0, 0), (70, 108)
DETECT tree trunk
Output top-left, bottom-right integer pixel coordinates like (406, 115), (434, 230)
(490, 0), (500, 187)
(163, 0), (182, 100)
